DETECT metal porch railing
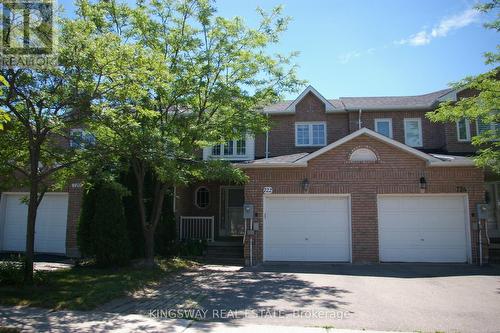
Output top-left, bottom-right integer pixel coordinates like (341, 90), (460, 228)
(179, 216), (215, 242)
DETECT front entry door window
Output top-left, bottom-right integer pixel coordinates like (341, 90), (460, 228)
(224, 188), (245, 236)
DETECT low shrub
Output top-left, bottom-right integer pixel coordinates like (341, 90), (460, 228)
(77, 181), (130, 267)
(0, 257), (49, 286)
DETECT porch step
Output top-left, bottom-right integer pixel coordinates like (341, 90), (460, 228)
(208, 241), (243, 247)
(488, 248), (500, 264)
(203, 242), (244, 265)
(199, 257), (245, 266)
(205, 246), (243, 258)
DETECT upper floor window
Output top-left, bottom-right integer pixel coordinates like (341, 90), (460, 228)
(70, 128), (95, 148)
(404, 118), (422, 147)
(456, 118), (471, 142)
(204, 134), (254, 161)
(374, 118), (393, 138)
(476, 118), (500, 136)
(211, 139), (246, 157)
(295, 122), (326, 147)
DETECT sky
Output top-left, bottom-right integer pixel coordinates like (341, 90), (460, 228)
(60, 0), (498, 99)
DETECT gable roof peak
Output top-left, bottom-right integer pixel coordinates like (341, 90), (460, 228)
(299, 127), (441, 164)
(285, 85), (337, 113)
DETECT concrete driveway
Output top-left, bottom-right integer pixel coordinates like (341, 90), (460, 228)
(99, 263), (500, 333)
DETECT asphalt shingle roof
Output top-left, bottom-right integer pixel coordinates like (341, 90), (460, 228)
(239, 152), (309, 165)
(262, 88), (453, 113)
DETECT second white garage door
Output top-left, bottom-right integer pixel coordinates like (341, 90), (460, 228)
(2, 193), (68, 254)
(378, 195), (469, 263)
(264, 195), (350, 262)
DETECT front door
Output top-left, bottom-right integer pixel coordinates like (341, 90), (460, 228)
(220, 187), (245, 237)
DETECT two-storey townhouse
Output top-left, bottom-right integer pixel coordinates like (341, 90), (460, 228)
(0, 85), (496, 265)
(176, 86), (495, 265)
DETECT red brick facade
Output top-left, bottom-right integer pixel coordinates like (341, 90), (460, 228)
(243, 134), (485, 264)
(1, 88), (487, 261)
(255, 92), (477, 159)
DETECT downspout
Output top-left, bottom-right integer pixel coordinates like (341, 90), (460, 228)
(265, 113), (269, 158)
(358, 109), (363, 130)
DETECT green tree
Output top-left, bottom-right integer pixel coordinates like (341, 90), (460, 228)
(0, 11), (129, 282)
(427, 0), (500, 173)
(78, 181), (130, 266)
(76, 0), (303, 265)
(0, 75), (10, 130)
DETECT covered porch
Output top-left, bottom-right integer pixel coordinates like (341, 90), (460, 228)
(175, 183), (246, 243)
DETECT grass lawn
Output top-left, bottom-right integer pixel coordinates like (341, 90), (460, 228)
(0, 257), (195, 311)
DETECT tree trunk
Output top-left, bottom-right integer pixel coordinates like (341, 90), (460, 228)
(24, 181), (39, 284)
(131, 160), (167, 267)
(144, 229), (155, 266)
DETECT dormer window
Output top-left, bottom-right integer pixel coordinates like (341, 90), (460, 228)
(70, 128), (95, 148)
(211, 139), (246, 157)
(295, 122), (326, 147)
(204, 135), (254, 161)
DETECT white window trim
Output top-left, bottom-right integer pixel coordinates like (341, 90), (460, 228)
(295, 121), (327, 147)
(374, 118), (393, 138)
(404, 118), (423, 147)
(211, 140), (246, 157)
(476, 119), (499, 134)
(456, 118), (471, 142)
(203, 134), (255, 161)
(69, 128), (85, 148)
(70, 128), (95, 148)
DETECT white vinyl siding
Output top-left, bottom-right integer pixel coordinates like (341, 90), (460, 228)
(374, 118), (393, 138)
(456, 118), (471, 142)
(404, 118), (423, 147)
(295, 122), (326, 147)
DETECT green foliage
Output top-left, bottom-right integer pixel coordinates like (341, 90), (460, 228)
(93, 182), (130, 266)
(69, 0), (303, 261)
(0, 257), (195, 310)
(77, 186), (97, 258)
(77, 181), (130, 267)
(119, 168), (176, 258)
(73, 0), (302, 185)
(426, 0), (500, 173)
(0, 257), (48, 286)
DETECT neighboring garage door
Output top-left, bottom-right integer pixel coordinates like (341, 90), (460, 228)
(2, 193), (68, 254)
(378, 195), (469, 263)
(264, 195), (350, 262)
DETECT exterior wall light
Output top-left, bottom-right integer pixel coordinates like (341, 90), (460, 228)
(419, 176), (427, 193)
(302, 178), (310, 193)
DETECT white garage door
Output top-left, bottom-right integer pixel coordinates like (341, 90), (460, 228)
(378, 195), (469, 263)
(2, 193), (68, 254)
(264, 195), (350, 262)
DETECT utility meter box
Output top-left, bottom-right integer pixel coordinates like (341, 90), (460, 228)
(243, 203), (254, 219)
(476, 204), (489, 220)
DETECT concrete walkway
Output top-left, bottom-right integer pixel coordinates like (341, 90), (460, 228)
(0, 306), (402, 333)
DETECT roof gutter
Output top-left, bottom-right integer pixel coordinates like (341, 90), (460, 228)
(233, 162), (307, 169)
(345, 105), (433, 112)
(428, 161), (476, 167)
